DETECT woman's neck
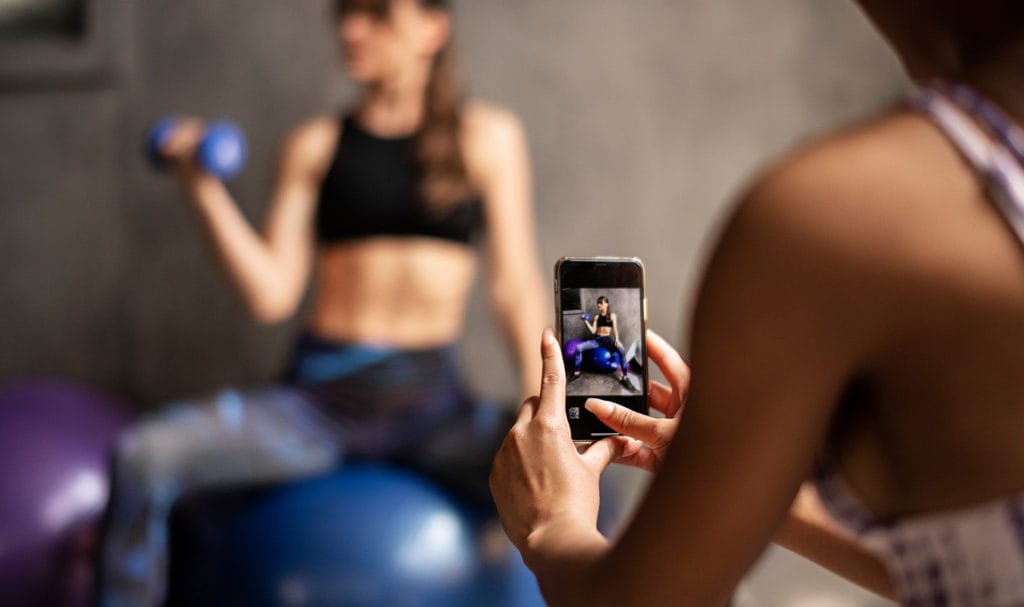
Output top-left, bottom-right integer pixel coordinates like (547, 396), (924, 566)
(357, 63), (431, 136)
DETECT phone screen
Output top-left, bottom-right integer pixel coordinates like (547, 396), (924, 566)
(556, 258), (648, 441)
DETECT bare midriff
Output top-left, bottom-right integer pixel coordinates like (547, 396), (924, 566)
(306, 237), (477, 348)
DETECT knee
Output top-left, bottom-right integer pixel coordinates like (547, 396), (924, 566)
(112, 426), (171, 486)
(112, 407), (206, 483)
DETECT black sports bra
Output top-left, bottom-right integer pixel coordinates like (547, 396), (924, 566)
(596, 314), (613, 328)
(315, 115), (484, 245)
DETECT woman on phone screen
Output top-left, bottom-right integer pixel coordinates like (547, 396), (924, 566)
(571, 296), (635, 392)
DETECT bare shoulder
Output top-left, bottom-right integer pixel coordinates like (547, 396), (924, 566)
(727, 110), (972, 268)
(696, 112), (967, 351)
(461, 100), (526, 168)
(280, 114), (340, 176)
(461, 100), (524, 141)
(697, 108), (1000, 365)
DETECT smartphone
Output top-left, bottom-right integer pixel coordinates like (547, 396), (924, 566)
(554, 257), (648, 442)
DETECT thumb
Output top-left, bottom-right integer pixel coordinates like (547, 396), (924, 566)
(579, 435), (632, 473)
(536, 328), (567, 421)
(585, 399), (662, 445)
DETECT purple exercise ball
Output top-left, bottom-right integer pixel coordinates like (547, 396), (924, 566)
(0, 379), (133, 607)
(563, 337), (584, 360)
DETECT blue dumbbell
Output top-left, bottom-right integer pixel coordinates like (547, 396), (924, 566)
(146, 118), (248, 179)
(581, 313), (591, 321)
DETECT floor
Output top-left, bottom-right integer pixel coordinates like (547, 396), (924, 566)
(736, 546), (896, 607)
(566, 369), (641, 397)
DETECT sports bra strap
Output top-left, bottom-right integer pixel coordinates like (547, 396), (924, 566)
(910, 86), (1024, 246)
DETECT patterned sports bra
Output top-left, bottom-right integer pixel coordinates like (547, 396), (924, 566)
(814, 83), (1024, 607)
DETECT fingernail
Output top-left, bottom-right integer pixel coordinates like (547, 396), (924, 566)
(585, 399), (612, 416)
(543, 327), (557, 347)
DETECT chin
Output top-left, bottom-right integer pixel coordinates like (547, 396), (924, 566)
(345, 65), (380, 84)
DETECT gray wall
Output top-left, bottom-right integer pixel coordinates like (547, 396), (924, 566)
(1, 3), (903, 602)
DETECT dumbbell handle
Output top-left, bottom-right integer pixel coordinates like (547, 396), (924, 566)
(146, 118), (248, 180)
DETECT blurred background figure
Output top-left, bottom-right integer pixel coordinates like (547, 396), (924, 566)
(1, 0), (907, 605)
(98, 0), (548, 604)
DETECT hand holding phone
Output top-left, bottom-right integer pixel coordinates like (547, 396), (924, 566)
(555, 257), (649, 442)
(584, 330), (687, 472)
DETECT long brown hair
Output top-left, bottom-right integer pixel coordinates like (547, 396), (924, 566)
(336, 0), (473, 213)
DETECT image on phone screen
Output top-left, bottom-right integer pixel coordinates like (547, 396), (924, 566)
(556, 257), (647, 441)
(560, 287), (643, 396)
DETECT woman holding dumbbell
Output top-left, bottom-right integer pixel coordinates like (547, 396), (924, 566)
(99, 0), (546, 605)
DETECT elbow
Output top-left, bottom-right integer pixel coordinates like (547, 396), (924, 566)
(489, 268), (543, 312)
(487, 276), (517, 316)
(244, 266), (309, 325)
(488, 285), (517, 319)
(247, 294), (299, 325)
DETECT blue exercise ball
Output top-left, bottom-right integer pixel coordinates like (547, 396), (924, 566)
(167, 465), (544, 607)
(586, 347), (621, 373)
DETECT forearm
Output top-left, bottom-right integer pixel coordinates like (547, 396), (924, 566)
(185, 176), (303, 322)
(775, 489), (895, 599)
(490, 270), (548, 397)
(506, 304), (546, 397)
(521, 295), (547, 393)
(526, 520), (734, 607)
(523, 519), (612, 607)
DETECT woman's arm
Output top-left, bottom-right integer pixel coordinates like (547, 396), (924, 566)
(590, 393), (896, 600)
(588, 349), (896, 600)
(776, 484), (896, 599)
(492, 157), (888, 606)
(583, 313), (598, 334)
(463, 103), (548, 397)
(610, 312), (622, 347)
(167, 117), (336, 324)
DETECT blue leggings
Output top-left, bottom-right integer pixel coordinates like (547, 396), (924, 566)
(97, 334), (510, 607)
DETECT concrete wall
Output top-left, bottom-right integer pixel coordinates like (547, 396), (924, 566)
(0, 1), (905, 603)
